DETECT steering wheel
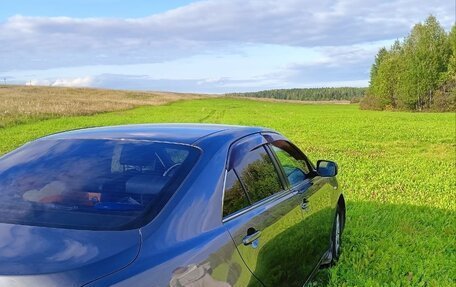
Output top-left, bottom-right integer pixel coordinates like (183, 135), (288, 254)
(163, 163), (182, 177)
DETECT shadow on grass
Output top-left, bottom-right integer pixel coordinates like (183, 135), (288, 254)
(310, 201), (455, 286)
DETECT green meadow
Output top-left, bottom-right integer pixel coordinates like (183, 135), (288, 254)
(0, 97), (454, 286)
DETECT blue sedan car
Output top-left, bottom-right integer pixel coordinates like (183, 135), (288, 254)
(0, 124), (345, 287)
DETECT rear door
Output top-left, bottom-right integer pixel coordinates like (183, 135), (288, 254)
(222, 134), (311, 287)
(268, 139), (334, 276)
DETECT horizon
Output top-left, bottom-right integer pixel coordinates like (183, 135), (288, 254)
(0, 83), (368, 96)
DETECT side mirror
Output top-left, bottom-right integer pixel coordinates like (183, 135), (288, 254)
(317, 160), (338, 177)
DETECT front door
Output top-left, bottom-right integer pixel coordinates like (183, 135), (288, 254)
(269, 139), (333, 279)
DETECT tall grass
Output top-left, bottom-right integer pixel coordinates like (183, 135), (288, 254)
(0, 85), (203, 128)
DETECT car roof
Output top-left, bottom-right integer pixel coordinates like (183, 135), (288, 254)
(40, 124), (272, 145)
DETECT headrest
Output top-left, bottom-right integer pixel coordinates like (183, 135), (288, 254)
(125, 174), (169, 195)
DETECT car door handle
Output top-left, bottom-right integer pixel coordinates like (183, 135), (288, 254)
(242, 230), (262, 245)
(301, 199), (310, 211)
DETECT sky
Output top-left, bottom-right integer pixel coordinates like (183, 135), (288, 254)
(0, 0), (454, 93)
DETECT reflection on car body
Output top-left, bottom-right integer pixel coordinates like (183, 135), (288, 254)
(0, 124), (345, 286)
(170, 263), (231, 287)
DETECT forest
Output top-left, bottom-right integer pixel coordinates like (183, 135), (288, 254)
(362, 16), (455, 111)
(228, 87), (366, 102)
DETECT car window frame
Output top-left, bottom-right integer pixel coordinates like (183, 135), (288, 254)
(267, 140), (316, 190)
(262, 132), (317, 172)
(222, 133), (293, 222)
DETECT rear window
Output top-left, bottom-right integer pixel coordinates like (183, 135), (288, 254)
(0, 139), (200, 230)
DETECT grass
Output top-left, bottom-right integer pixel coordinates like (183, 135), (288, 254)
(0, 97), (455, 286)
(0, 85), (203, 128)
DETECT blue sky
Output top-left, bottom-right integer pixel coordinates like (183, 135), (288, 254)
(0, 0), (196, 20)
(0, 0), (454, 93)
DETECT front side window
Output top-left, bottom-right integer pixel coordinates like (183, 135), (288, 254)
(0, 139), (200, 230)
(271, 141), (310, 187)
(232, 145), (282, 204)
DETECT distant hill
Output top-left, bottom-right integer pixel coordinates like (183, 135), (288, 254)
(227, 87), (367, 102)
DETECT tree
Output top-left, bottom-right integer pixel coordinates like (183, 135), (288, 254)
(395, 16), (450, 109)
(228, 87), (367, 102)
(446, 25), (456, 82)
(370, 47), (388, 80)
(365, 15), (453, 111)
(433, 25), (456, 112)
(373, 41), (404, 109)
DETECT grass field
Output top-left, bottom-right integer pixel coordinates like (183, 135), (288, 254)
(0, 85), (202, 128)
(0, 95), (454, 286)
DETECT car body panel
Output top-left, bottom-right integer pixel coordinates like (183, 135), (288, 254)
(87, 225), (261, 287)
(264, 131), (335, 271)
(224, 189), (307, 286)
(297, 177), (334, 279)
(0, 223), (141, 287)
(40, 124), (266, 146)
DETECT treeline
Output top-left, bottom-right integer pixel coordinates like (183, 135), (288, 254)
(228, 87), (366, 102)
(362, 16), (456, 111)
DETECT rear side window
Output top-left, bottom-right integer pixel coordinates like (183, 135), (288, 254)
(223, 170), (250, 217)
(231, 146), (282, 204)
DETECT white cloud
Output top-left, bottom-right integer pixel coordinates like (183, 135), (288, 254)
(197, 77), (228, 85)
(276, 40), (395, 84)
(50, 76), (93, 87)
(0, 0), (453, 72)
(25, 79), (50, 86)
(25, 76), (93, 87)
